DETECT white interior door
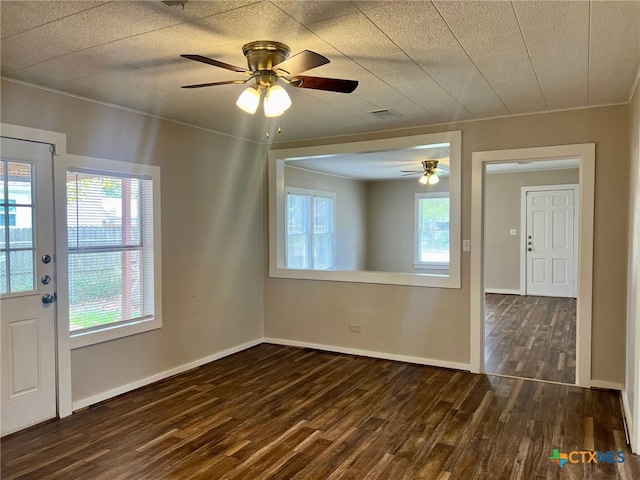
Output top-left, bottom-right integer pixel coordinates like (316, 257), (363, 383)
(525, 188), (576, 297)
(1, 137), (57, 436)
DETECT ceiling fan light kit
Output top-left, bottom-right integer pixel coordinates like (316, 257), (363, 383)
(419, 173), (440, 185)
(264, 85), (292, 117)
(402, 160), (443, 185)
(236, 85), (261, 114)
(181, 40), (358, 119)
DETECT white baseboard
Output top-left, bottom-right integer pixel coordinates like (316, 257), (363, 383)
(590, 379), (624, 391)
(72, 338), (262, 411)
(484, 288), (522, 295)
(263, 337), (471, 372)
(621, 390), (635, 452)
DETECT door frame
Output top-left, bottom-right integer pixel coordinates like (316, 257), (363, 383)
(520, 184), (579, 297)
(470, 143), (595, 388)
(0, 123), (72, 419)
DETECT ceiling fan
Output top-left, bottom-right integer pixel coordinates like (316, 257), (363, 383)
(180, 41), (359, 118)
(401, 160), (446, 185)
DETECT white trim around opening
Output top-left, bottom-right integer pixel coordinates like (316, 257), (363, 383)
(470, 143), (595, 389)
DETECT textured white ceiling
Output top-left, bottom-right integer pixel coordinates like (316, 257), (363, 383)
(286, 143), (450, 180)
(2, 1), (639, 144)
(284, 149), (578, 180)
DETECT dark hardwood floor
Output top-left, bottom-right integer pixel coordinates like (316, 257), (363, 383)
(2, 344), (637, 479)
(485, 294), (576, 384)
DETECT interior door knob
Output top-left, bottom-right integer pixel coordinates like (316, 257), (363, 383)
(42, 293), (57, 304)
(528, 248), (532, 251)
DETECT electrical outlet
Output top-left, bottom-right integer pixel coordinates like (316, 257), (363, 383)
(349, 324), (361, 333)
(510, 229), (518, 236)
(463, 240), (471, 251)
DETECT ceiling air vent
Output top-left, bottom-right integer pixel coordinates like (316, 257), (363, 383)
(368, 108), (402, 119)
(162, 1), (187, 7)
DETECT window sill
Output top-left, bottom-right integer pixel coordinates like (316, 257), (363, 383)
(270, 266), (460, 288)
(70, 316), (161, 349)
(414, 263), (449, 270)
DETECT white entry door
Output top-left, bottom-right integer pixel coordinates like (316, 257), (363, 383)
(525, 188), (576, 297)
(1, 137), (57, 436)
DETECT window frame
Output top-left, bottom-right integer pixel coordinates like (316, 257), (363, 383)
(54, 154), (162, 349)
(268, 130), (462, 288)
(414, 192), (450, 272)
(0, 199), (17, 227)
(284, 186), (336, 270)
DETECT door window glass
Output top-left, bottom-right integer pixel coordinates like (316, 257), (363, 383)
(0, 161), (35, 294)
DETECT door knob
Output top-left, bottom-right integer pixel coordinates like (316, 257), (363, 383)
(42, 293), (57, 304)
(527, 248), (532, 251)
(42, 254), (52, 264)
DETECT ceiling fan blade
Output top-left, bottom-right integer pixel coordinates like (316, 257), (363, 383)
(290, 75), (358, 93)
(401, 172), (420, 176)
(181, 54), (249, 74)
(181, 80), (248, 89)
(274, 50), (330, 76)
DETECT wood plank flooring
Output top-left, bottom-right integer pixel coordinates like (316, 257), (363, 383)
(485, 294), (576, 384)
(2, 344), (637, 479)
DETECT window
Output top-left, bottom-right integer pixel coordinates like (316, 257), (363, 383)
(0, 161), (35, 293)
(0, 200), (17, 227)
(60, 156), (161, 349)
(285, 187), (335, 270)
(415, 192), (450, 270)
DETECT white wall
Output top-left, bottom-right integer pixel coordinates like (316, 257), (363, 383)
(625, 76), (640, 452)
(1, 79), (265, 406)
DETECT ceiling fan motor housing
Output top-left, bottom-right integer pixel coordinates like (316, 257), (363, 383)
(242, 41), (290, 72)
(422, 160), (439, 173)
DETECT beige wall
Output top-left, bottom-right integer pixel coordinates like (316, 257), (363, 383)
(285, 166), (367, 270)
(2, 79), (633, 403)
(266, 105), (630, 384)
(1, 80), (265, 404)
(366, 177), (450, 273)
(626, 78), (640, 450)
(484, 169), (580, 292)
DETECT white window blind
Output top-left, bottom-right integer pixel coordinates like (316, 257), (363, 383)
(67, 169), (154, 333)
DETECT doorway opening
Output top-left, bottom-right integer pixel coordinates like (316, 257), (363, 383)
(484, 171), (579, 384)
(470, 144), (595, 388)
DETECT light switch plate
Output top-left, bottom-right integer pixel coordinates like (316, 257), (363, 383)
(510, 229), (517, 236)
